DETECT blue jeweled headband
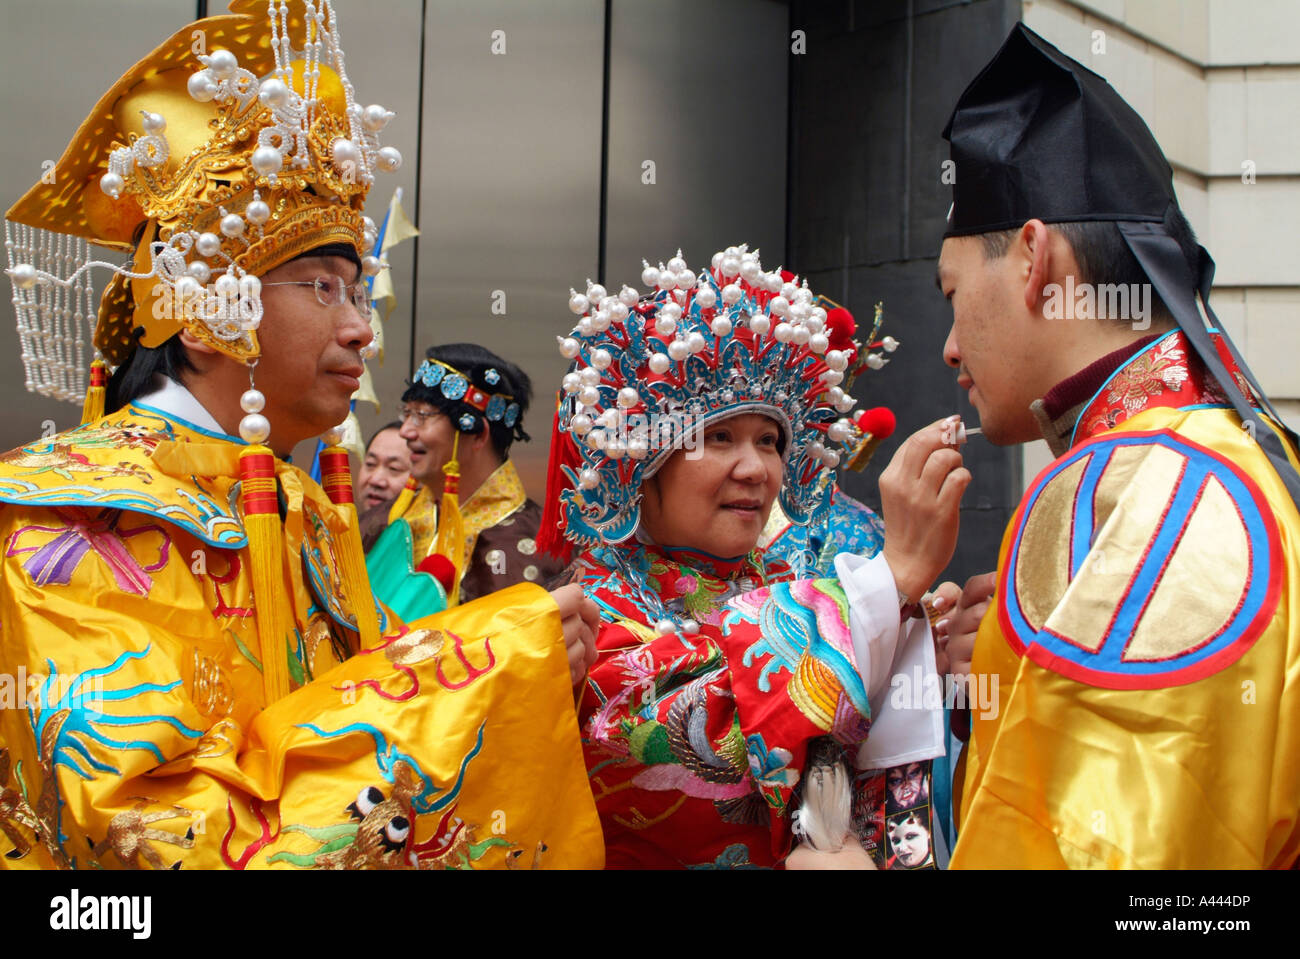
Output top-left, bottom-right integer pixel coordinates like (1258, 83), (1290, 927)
(413, 358), (521, 431)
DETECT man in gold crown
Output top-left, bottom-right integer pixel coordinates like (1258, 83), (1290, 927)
(0, 0), (601, 869)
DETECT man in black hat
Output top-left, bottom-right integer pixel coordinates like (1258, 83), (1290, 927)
(365, 343), (562, 613)
(936, 24), (1300, 868)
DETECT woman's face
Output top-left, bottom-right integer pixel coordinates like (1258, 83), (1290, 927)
(639, 413), (783, 559)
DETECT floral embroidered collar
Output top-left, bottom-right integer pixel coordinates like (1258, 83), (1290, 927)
(584, 541), (770, 629)
(1068, 329), (1255, 449)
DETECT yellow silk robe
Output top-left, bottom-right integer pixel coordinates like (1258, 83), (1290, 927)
(0, 404), (602, 869)
(952, 332), (1300, 868)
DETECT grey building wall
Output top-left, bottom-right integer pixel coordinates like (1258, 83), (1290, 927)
(788, 0), (1023, 584)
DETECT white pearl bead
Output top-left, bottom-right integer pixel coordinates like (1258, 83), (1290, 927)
(578, 385), (600, 406)
(214, 273), (239, 297)
(590, 348), (612, 370)
(641, 265), (660, 288)
(558, 337), (581, 359)
(579, 468), (600, 489)
(258, 78), (290, 109)
(666, 254), (687, 273)
(739, 260), (761, 283)
(657, 271), (677, 291)
(686, 331), (706, 353)
(681, 619), (700, 635)
(654, 316), (676, 337)
(207, 48), (238, 79)
(586, 283), (606, 301)
(220, 213), (245, 238)
(360, 342), (378, 360)
(587, 430), (607, 450)
(823, 450), (841, 468)
(362, 104), (392, 131)
(773, 322), (794, 343)
(568, 290), (589, 315)
(196, 232), (222, 257)
(322, 424), (348, 446)
(721, 283), (743, 306)
(240, 389), (266, 413)
(617, 387), (639, 408)
(648, 352), (671, 374)
(239, 274), (261, 300)
(174, 275), (201, 303)
(589, 311), (611, 332)
(99, 172), (124, 198)
(332, 138), (361, 170)
(187, 71), (218, 102)
(676, 269), (695, 289)
(808, 441), (825, 459)
(827, 386), (845, 404)
(9, 263), (39, 289)
(655, 619), (676, 635)
(836, 394), (858, 412)
(667, 340), (689, 361)
(792, 326), (811, 345)
(376, 147), (402, 173)
(826, 350), (847, 371)
(749, 314), (771, 335)
(694, 286), (717, 309)
(580, 367), (601, 386)
(619, 285), (639, 306)
(822, 369), (844, 387)
(866, 353), (885, 370)
(882, 336), (899, 353)
(720, 255), (740, 277)
(769, 296), (789, 316)
(609, 301), (629, 321)
(251, 146), (283, 176)
(711, 316), (732, 337)
(627, 437), (649, 460)
(570, 413), (593, 435)
(362, 255), (382, 276)
(606, 439), (626, 460)
(141, 112), (167, 134)
(186, 260), (211, 284)
(809, 332), (829, 353)
(562, 372), (582, 393)
(597, 409), (620, 429)
(239, 413), (271, 444)
(246, 199), (271, 225)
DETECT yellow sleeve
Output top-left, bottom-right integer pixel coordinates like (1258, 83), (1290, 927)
(0, 505), (602, 870)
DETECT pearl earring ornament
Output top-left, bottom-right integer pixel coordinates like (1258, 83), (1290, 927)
(321, 423), (348, 447)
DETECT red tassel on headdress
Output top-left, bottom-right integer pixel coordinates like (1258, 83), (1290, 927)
(538, 391), (580, 563)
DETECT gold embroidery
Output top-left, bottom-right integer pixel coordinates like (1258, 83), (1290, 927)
(92, 798), (195, 869)
(191, 648), (234, 719)
(385, 628), (445, 666)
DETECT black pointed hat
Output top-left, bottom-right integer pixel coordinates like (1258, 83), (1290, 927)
(943, 23), (1175, 236)
(942, 23), (1300, 509)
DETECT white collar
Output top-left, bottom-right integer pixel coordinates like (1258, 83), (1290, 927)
(135, 375), (228, 436)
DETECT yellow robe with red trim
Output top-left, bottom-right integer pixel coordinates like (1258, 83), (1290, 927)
(0, 404), (602, 869)
(952, 338), (1300, 868)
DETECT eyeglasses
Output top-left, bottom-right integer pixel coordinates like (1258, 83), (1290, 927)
(262, 274), (372, 316)
(398, 405), (441, 426)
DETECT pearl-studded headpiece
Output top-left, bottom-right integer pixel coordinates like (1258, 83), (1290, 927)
(4, 0), (400, 412)
(544, 245), (893, 554)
